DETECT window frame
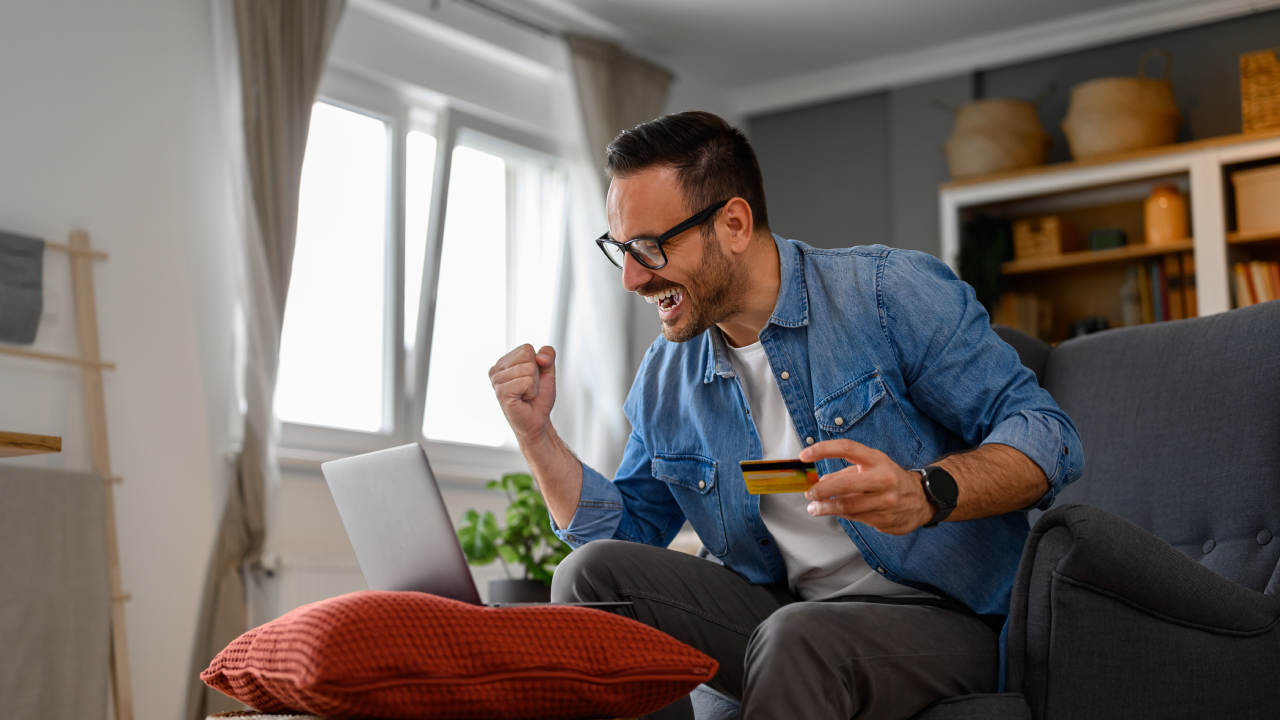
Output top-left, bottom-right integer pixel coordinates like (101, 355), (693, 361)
(279, 68), (564, 479)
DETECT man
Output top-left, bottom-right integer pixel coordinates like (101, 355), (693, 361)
(488, 112), (1082, 720)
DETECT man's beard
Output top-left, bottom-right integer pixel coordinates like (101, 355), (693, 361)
(650, 232), (749, 344)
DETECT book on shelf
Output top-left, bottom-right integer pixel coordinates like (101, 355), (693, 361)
(1182, 252), (1197, 318)
(1136, 263), (1153, 324)
(1234, 260), (1280, 307)
(1151, 261), (1165, 322)
(1121, 267), (1142, 326)
(1125, 253), (1195, 324)
(1165, 254), (1183, 321)
(994, 291), (1051, 339)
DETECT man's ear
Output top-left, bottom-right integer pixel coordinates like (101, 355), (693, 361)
(721, 197), (754, 255)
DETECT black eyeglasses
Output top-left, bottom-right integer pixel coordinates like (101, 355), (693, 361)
(596, 200), (728, 270)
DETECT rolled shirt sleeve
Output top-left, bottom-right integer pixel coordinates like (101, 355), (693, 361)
(551, 408), (687, 549)
(550, 461), (625, 548)
(880, 249), (1084, 511)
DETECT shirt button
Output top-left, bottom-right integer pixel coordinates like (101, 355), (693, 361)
(806, 437), (815, 445)
(1064, 445), (1069, 455)
(760, 538), (770, 546)
(834, 417), (844, 426)
(698, 480), (706, 489)
(780, 371), (790, 380)
(877, 567), (887, 574)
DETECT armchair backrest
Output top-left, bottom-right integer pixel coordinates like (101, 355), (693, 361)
(1037, 302), (1280, 594)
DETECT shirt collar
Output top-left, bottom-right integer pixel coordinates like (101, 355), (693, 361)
(768, 233), (810, 329)
(702, 234), (809, 384)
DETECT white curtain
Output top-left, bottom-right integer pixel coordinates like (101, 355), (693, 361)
(186, 2), (344, 718)
(548, 36), (673, 475)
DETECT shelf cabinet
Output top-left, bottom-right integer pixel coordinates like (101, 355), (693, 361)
(940, 130), (1280, 341)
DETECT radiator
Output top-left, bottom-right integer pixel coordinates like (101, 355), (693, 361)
(265, 553), (368, 619)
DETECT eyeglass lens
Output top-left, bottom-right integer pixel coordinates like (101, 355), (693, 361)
(601, 242), (627, 267)
(629, 239), (664, 267)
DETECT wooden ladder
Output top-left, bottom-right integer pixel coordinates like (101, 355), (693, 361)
(0, 230), (133, 720)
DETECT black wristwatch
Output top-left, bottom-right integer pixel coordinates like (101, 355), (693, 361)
(914, 465), (959, 528)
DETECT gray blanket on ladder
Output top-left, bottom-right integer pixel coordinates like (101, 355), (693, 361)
(0, 465), (111, 720)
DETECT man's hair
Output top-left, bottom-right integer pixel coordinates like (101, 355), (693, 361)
(605, 111), (769, 233)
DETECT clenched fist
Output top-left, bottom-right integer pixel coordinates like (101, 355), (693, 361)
(489, 344), (557, 444)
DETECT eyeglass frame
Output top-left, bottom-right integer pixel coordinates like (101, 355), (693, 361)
(595, 199), (729, 270)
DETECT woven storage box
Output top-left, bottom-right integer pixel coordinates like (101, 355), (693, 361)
(1013, 216), (1082, 260)
(1241, 49), (1280, 134)
(1233, 164), (1280, 234)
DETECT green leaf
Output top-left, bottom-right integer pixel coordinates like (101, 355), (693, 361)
(526, 564), (553, 585)
(479, 511), (500, 544)
(509, 473), (535, 493)
(457, 523), (497, 565)
(496, 544), (520, 565)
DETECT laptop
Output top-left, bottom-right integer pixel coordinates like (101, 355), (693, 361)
(320, 443), (630, 609)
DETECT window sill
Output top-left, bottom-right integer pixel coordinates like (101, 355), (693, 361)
(277, 439), (528, 484)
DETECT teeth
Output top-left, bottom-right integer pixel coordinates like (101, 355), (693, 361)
(644, 288), (680, 304)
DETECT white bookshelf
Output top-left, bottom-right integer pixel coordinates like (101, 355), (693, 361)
(939, 129), (1280, 329)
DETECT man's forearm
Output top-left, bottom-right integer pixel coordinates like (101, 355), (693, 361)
(517, 423), (584, 530)
(934, 443), (1048, 522)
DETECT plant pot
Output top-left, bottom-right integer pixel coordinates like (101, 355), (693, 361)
(489, 578), (551, 604)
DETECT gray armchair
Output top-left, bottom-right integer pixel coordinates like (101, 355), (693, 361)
(993, 301), (1280, 719)
(691, 302), (1280, 720)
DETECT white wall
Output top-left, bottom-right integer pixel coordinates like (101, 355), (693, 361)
(0, 2), (238, 719)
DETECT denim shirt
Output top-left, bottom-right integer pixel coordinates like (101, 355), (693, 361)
(554, 234), (1083, 619)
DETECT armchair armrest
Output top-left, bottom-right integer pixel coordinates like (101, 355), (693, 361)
(1017, 504), (1278, 632)
(1006, 504), (1280, 720)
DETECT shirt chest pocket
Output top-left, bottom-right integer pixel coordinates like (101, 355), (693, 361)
(651, 453), (728, 557)
(813, 372), (923, 465)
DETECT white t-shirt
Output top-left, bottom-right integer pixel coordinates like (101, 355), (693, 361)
(723, 338), (930, 601)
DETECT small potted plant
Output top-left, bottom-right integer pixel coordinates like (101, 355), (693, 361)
(456, 472), (570, 603)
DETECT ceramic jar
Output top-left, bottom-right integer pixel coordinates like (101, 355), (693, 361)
(1144, 185), (1188, 245)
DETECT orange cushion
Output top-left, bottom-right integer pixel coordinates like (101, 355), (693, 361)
(201, 591), (717, 719)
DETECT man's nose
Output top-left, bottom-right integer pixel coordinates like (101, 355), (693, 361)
(621, 252), (653, 293)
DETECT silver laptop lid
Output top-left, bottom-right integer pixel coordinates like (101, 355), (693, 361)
(320, 443), (483, 605)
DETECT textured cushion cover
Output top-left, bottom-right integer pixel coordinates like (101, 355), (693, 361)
(201, 591), (717, 720)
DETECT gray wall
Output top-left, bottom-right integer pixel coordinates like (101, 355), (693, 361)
(750, 92), (891, 249)
(748, 10), (1280, 258)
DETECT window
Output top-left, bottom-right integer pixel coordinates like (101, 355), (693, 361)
(276, 76), (567, 467)
(422, 138), (566, 447)
(277, 103), (391, 433)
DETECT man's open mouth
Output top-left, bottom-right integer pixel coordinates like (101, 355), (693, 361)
(645, 287), (685, 312)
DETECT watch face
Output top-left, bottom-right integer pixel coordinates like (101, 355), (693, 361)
(924, 467), (959, 508)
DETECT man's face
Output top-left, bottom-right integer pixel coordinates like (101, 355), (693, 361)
(607, 167), (748, 343)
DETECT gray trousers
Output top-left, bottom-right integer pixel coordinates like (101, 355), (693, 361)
(550, 540), (999, 720)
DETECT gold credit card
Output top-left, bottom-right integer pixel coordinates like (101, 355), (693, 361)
(740, 459), (819, 495)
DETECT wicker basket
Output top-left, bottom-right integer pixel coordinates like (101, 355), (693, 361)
(943, 99), (1050, 179)
(1062, 49), (1182, 160)
(1241, 48), (1280, 134)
